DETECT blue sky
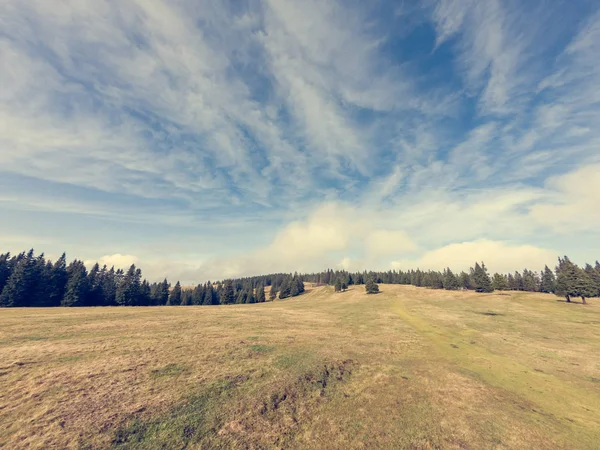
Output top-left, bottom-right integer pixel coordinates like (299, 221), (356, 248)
(1, 0), (599, 283)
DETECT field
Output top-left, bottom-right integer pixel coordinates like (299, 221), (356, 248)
(1, 285), (599, 449)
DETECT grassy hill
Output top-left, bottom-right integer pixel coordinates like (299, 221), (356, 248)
(1, 285), (599, 449)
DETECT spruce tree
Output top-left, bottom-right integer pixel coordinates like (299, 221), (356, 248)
(443, 268), (459, 290)
(181, 289), (192, 306)
(279, 276), (292, 299)
(269, 284), (278, 301)
(62, 260), (89, 307)
(470, 262), (493, 293)
(584, 264), (600, 298)
(0, 252), (11, 296)
(540, 266), (556, 293)
(203, 282), (217, 305)
(522, 269), (538, 292)
(334, 278), (342, 292)
(365, 276), (379, 294)
(220, 280), (235, 305)
(102, 267), (117, 306)
(192, 284), (204, 305)
(116, 265), (141, 306)
(0, 251), (36, 307)
(459, 271), (472, 290)
(492, 273), (509, 291)
(168, 281), (182, 306)
(86, 263), (102, 306)
(555, 256), (595, 304)
(255, 283), (266, 303)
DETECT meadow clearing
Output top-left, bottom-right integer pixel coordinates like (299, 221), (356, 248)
(0, 285), (599, 449)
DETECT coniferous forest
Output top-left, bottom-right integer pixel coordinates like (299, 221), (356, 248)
(0, 250), (599, 307)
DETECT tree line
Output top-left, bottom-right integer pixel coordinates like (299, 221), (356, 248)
(307, 257), (599, 304)
(0, 249), (598, 307)
(0, 250), (304, 307)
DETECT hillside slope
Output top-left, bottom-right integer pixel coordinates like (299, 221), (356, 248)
(0, 285), (599, 449)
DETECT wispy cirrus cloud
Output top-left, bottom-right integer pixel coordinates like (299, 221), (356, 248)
(1, 0), (599, 282)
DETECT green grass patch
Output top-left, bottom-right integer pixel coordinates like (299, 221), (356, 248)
(249, 344), (275, 353)
(112, 378), (242, 449)
(150, 364), (187, 379)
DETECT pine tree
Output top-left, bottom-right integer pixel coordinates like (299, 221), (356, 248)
(470, 262), (493, 293)
(139, 280), (152, 306)
(522, 269), (539, 292)
(513, 271), (524, 290)
(86, 263), (102, 306)
(540, 266), (556, 293)
(220, 280), (235, 305)
(168, 281), (182, 306)
(181, 289), (192, 306)
(584, 264), (600, 298)
(0, 252), (11, 296)
(555, 256), (594, 304)
(443, 268), (459, 290)
(255, 283), (266, 303)
(152, 279), (170, 305)
(334, 278), (342, 292)
(101, 267), (117, 306)
(116, 265), (141, 306)
(269, 283), (278, 301)
(459, 271), (472, 290)
(192, 284), (204, 305)
(492, 273), (509, 291)
(62, 260), (89, 307)
(203, 282), (218, 305)
(279, 276), (292, 299)
(0, 250), (36, 307)
(365, 276), (379, 294)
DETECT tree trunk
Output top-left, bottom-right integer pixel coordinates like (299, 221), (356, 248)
(581, 296), (587, 305)
(566, 295), (571, 302)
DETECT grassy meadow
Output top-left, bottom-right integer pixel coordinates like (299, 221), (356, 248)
(1, 285), (599, 449)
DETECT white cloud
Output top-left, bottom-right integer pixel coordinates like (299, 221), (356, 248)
(530, 164), (600, 232)
(85, 254), (139, 270)
(392, 240), (557, 274)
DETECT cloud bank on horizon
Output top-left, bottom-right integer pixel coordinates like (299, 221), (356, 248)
(1, 0), (599, 283)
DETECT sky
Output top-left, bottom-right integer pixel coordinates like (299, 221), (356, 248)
(1, 0), (599, 283)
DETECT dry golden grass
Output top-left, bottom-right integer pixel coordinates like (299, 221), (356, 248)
(1, 285), (599, 449)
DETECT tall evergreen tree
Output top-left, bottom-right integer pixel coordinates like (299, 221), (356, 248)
(522, 269), (539, 292)
(334, 278), (342, 292)
(139, 279), (152, 306)
(102, 267), (118, 306)
(86, 263), (103, 306)
(365, 276), (379, 294)
(492, 273), (509, 291)
(584, 264), (600, 298)
(269, 283), (278, 301)
(555, 256), (595, 304)
(220, 280), (235, 305)
(203, 282), (218, 305)
(459, 271), (472, 290)
(0, 252), (11, 296)
(62, 260), (89, 307)
(255, 283), (266, 303)
(443, 268), (459, 290)
(115, 265), (141, 306)
(0, 250), (36, 307)
(168, 281), (182, 306)
(279, 276), (292, 299)
(470, 262), (493, 293)
(540, 265), (556, 293)
(151, 279), (170, 305)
